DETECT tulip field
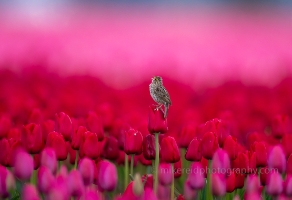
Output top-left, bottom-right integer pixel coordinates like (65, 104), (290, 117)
(0, 67), (292, 200)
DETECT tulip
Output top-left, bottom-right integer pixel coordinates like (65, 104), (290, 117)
(177, 194), (185, 200)
(244, 192), (261, 200)
(22, 123), (44, 154)
(246, 174), (260, 193)
(6, 128), (21, 139)
(124, 128), (143, 155)
(103, 136), (119, 160)
(55, 112), (73, 141)
(187, 162), (205, 190)
(184, 180), (196, 200)
(235, 173), (245, 189)
(46, 131), (68, 161)
(201, 132), (218, 160)
(174, 159), (182, 178)
(40, 147), (57, 173)
(28, 108), (43, 124)
(22, 184), (41, 200)
(284, 174), (292, 196)
(287, 154), (292, 174)
(139, 154), (152, 166)
(37, 166), (55, 193)
(143, 188), (158, 200)
(160, 136), (180, 163)
(0, 137), (21, 167)
(185, 137), (202, 161)
(268, 145), (286, 173)
(158, 163), (173, 186)
(251, 141), (267, 167)
(78, 158), (94, 186)
(143, 134), (156, 160)
(259, 166), (270, 186)
(211, 149), (230, 176)
(33, 153), (40, 170)
(148, 105), (168, 134)
(13, 149), (34, 181)
(235, 151), (256, 174)
(157, 184), (171, 200)
(41, 119), (55, 143)
(47, 175), (69, 200)
(271, 114), (290, 139)
(282, 133), (292, 158)
(179, 123), (196, 148)
(0, 116), (11, 138)
(71, 126), (87, 150)
(81, 189), (101, 200)
(266, 171), (283, 196)
(67, 169), (85, 197)
(211, 173), (226, 197)
(67, 142), (76, 165)
(86, 111), (104, 141)
(226, 171), (236, 193)
(97, 160), (118, 191)
(0, 165), (15, 198)
(79, 131), (101, 159)
(223, 135), (238, 160)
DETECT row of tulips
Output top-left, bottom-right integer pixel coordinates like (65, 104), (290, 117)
(2, 69), (292, 199)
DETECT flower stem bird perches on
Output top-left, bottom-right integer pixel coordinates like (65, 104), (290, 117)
(149, 76), (172, 118)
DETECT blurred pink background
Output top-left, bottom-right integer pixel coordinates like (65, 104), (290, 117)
(0, 4), (292, 89)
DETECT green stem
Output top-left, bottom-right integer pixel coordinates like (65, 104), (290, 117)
(30, 170), (37, 185)
(180, 148), (187, 188)
(125, 154), (129, 190)
(171, 163), (175, 200)
(58, 161), (62, 170)
(154, 133), (160, 195)
(130, 154), (134, 176)
(206, 160), (212, 200)
(74, 151), (79, 169)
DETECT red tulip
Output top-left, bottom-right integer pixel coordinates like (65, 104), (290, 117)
(0, 116), (11, 139)
(22, 184), (41, 200)
(124, 128), (143, 155)
(13, 149), (34, 181)
(266, 171), (283, 196)
(148, 105), (168, 134)
(251, 141), (267, 167)
(143, 134), (156, 160)
(55, 112), (73, 141)
(282, 133), (292, 159)
(67, 142), (76, 165)
(259, 167), (270, 186)
(223, 135), (238, 160)
(160, 136), (180, 163)
(185, 137), (202, 161)
(211, 173), (226, 197)
(96, 103), (114, 131)
(6, 128), (21, 139)
(97, 160), (117, 191)
(235, 151), (256, 174)
(271, 114), (290, 139)
(86, 111), (104, 141)
(138, 154), (152, 166)
(102, 136), (119, 160)
(22, 123), (44, 154)
(0, 138), (21, 167)
(33, 153), (40, 170)
(71, 126), (87, 150)
(201, 132), (219, 160)
(79, 131), (101, 159)
(46, 131), (68, 161)
(188, 162), (205, 190)
(174, 159), (182, 178)
(268, 145), (286, 173)
(0, 166), (15, 198)
(287, 154), (292, 174)
(28, 108), (43, 124)
(226, 171), (236, 193)
(179, 123), (196, 148)
(235, 173), (245, 189)
(41, 120), (55, 143)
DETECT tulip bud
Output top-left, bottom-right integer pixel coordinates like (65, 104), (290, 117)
(22, 184), (41, 200)
(211, 173), (226, 197)
(86, 111), (104, 141)
(124, 128), (143, 155)
(13, 149), (34, 181)
(0, 137), (21, 167)
(71, 126), (87, 150)
(133, 173), (144, 196)
(41, 147), (57, 174)
(226, 171), (236, 193)
(143, 188), (158, 200)
(148, 105), (168, 134)
(246, 174), (260, 193)
(22, 123), (44, 154)
(142, 174), (153, 189)
(46, 131), (68, 161)
(97, 160), (118, 191)
(184, 180), (197, 200)
(158, 163), (173, 186)
(0, 166), (15, 198)
(160, 136), (180, 163)
(174, 159), (182, 178)
(244, 192), (261, 200)
(188, 162), (205, 190)
(33, 153), (40, 170)
(235, 173), (245, 189)
(282, 133), (292, 159)
(78, 158), (94, 186)
(185, 137), (202, 161)
(266, 171), (283, 196)
(251, 141), (267, 167)
(271, 114), (290, 139)
(79, 131), (101, 159)
(67, 142), (76, 165)
(55, 112), (73, 141)
(259, 167), (270, 186)
(143, 134), (156, 160)
(287, 154), (292, 174)
(28, 108), (43, 124)
(37, 166), (55, 193)
(223, 135), (238, 160)
(268, 145), (286, 173)
(103, 136), (119, 160)
(284, 174), (292, 196)
(212, 149), (230, 176)
(0, 116), (11, 138)
(201, 132), (219, 160)
(41, 119), (55, 143)
(68, 170), (85, 197)
(179, 123), (196, 148)
(236, 151), (256, 174)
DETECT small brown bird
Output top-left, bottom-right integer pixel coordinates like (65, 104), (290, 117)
(149, 76), (172, 118)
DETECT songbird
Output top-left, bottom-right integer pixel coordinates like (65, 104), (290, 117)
(149, 76), (172, 118)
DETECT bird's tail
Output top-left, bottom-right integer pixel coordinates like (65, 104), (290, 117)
(164, 104), (169, 119)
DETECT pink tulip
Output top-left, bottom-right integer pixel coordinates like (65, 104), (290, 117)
(158, 163), (173, 186)
(244, 192), (261, 200)
(0, 166), (15, 198)
(37, 166), (55, 194)
(97, 160), (118, 191)
(211, 173), (226, 197)
(78, 158), (94, 186)
(67, 169), (85, 197)
(40, 147), (57, 174)
(22, 184), (41, 200)
(266, 171), (283, 196)
(184, 180), (197, 200)
(268, 145), (286, 173)
(13, 149), (34, 181)
(187, 162), (205, 190)
(143, 188), (158, 200)
(284, 174), (292, 196)
(246, 174), (260, 193)
(211, 149), (230, 176)
(80, 188), (101, 200)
